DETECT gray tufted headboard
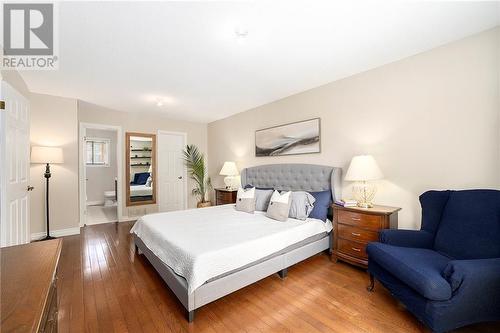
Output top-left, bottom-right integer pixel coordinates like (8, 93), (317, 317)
(240, 164), (342, 201)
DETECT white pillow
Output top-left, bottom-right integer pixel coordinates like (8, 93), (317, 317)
(266, 190), (292, 221)
(237, 187), (255, 199)
(236, 187), (256, 213)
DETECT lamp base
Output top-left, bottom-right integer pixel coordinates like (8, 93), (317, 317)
(38, 235), (57, 241)
(357, 202), (374, 209)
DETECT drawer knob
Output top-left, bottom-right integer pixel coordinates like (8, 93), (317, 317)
(351, 217), (361, 221)
(351, 247), (361, 252)
(351, 232), (361, 236)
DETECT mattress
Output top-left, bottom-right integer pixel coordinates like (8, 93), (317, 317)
(130, 184), (152, 196)
(130, 204), (332, 293)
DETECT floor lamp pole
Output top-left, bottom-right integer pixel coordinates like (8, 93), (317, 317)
(42, 163), (55, 240)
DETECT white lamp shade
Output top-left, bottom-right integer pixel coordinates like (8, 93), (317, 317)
(219, 161), (238, 176)
(31, 146), (64, 164)
(345, 155), (383, 181)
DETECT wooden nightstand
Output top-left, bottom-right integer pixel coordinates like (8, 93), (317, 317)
(332, 204), (401, 268)
(215, 188), (237, 205)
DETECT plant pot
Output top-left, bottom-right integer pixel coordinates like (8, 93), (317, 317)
(197, 201), (212, 208)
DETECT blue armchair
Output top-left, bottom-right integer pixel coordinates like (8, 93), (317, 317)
(366, 189), (500, 333)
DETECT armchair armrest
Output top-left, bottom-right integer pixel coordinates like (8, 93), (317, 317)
(443, 258), (500, 293)
(379, 229), (434, 248)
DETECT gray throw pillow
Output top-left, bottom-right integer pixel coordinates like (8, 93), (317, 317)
(289, 191), (316, 220)
(255, 189), (273, 211)
(235, 187), (255, 213)
(266, 191), (292, 222)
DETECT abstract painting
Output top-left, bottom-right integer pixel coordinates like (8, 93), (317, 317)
(255, 118), (320, 157)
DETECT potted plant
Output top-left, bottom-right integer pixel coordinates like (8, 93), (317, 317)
(182, 144), (212, 208)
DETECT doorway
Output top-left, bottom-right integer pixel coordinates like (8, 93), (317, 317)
(79, 123), (123, 226)
(157, 130), (187, 212)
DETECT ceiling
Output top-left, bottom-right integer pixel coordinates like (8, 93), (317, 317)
(20, 1), (500, 123)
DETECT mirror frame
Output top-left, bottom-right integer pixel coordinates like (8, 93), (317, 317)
(126, 132), (157, 206)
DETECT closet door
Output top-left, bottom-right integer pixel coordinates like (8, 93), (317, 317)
(0, 81), (31, 247)
(157, 131), (186, 212)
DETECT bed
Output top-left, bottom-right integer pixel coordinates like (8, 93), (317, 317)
(129, 184), (153, 201)
(132, 163), (342, 322)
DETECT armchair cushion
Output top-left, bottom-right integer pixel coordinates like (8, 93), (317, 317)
(366, 243), (452, 301)
(434, 190), (500, 259)
(443, 258), (500, 294)
(380, 229), (434, 248)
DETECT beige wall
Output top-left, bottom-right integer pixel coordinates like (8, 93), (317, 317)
(78, 101), (208, 219)
(208, 28), (500, 229)
(30, 93), (80, 233)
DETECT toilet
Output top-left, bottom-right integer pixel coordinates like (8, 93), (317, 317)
(104, 190), (117, 206)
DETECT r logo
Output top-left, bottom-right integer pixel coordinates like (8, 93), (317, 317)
(3, 3), (54, 56)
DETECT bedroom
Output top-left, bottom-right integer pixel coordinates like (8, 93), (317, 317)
(0, 1), (499, 332)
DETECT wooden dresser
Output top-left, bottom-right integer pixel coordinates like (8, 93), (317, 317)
(332, 204), (400, 268)
(215, 188), (238, 205)
(1, 239), (62, 333)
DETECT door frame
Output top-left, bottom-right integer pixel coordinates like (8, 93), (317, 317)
(79, 122), (123, 226)
(157, 130), (188, 211)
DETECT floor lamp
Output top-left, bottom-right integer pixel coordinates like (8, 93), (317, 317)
(31, 146), (64, 240)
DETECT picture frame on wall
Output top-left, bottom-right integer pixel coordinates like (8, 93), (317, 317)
(255, 118), (321, 157)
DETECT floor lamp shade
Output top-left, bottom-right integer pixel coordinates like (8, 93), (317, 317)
(31, 146), (64, 164)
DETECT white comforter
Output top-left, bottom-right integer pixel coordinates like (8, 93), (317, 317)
(130, 204), (332, 293)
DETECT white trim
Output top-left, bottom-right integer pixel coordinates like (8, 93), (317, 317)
(86, 200), (105, 206)
(31, 227), (81, 241)
(157, 130), (188, 211)
(119, 215), (138, 222)
(79, 122), (123, 226)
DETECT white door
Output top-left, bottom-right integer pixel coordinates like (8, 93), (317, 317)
(0, 81), (31, 247)
(158, 131), (186, 212)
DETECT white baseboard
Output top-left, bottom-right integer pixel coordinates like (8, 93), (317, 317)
(87, 200), (104, 206)
(31, 227), (81, 241)
(119, 216), (138, 222)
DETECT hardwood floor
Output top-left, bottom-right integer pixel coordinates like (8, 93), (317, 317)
(56, 222), (500, 333)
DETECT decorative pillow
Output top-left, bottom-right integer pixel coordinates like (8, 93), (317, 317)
(235, 187), (256, 213)
(145, 177), (152, 187)
(289, 191), (316, 220)
(133, 172), (150, 185)
(309, 190), (332, 221)
(255, 189), (274, 211)
(266, 190), (292, 222)
(244, 184), (274, 190)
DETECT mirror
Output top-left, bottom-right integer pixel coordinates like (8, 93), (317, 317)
(126, 132), (156, 206)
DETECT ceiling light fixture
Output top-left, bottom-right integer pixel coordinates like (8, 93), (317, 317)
(234, 27), (248, 40)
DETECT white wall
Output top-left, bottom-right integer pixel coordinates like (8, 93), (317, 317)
(30, 93), (80, 234)
(85, 128), (117, 204)
(208, 28), (500, 229)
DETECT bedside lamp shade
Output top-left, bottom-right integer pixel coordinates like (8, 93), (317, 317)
(219, 161), (238, 176)
(219, 161), (238, 190)
(345, 155), (383, 208)
(31, 146), (64, 164)
(345, 155), (383, 181)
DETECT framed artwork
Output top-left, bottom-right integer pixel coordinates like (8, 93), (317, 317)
(255, 118), (320, 157)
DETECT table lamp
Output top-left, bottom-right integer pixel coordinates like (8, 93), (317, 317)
(345, 155), (383, 208)
(31, 146), (64, 240)
(219, 161), (239, 190)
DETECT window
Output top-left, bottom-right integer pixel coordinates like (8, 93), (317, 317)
(86, 138), (110, 166)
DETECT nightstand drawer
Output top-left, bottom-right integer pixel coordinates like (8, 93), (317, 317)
(337, 238), (368, 259)
(215, 189), (237, 205)
(337, 224), (379, 243)
(337, 210), (382, 230)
